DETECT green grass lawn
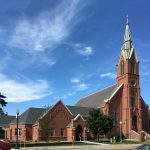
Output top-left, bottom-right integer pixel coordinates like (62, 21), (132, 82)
(10, 141), (96, 148)
(10, 139), (148, 148)
(91, 139), (146, 144)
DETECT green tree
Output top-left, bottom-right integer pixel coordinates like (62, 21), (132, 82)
(0, 93), (7, 115)
(39, 106), (51, 141)
(87, 108), (113, 142)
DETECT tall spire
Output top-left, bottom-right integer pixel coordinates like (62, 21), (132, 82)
(122, 16), (133, 58)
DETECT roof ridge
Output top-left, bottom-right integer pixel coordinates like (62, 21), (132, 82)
(67, 105), (93, 108)
(27, 107), (45, 109)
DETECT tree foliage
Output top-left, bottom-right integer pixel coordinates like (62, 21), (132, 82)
(40, 107), (51, 141)
(0, 93), (7, 115)
(0, 108), (8, 115)
(86, 108), (113, 141)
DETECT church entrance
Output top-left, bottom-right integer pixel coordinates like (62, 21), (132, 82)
(132, 115), (137, 131)
(75, 125), (83, 141)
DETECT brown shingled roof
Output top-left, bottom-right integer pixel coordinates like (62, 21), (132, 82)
(0, 115), (15, 128)
(75, 84), (117, 108)
(10, 108), (45, 125)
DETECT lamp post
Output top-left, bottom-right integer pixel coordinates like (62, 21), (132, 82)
(119, 121), (122, 143)
(16, 109), (19, 149)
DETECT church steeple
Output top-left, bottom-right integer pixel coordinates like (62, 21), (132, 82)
(117, 17), (139, 86)
(122, 16), (134, 59)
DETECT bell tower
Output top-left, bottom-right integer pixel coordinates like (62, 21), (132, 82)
(117, 17), (142, 137)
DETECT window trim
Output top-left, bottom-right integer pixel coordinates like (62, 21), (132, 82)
(131, 93), (136, 107)
(60, 128), (65, 137)
(50, 128), (55, 137)
(15, 128), (22, 136)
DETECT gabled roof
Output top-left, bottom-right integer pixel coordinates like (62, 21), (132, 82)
(75, 84), (117, 108)
(67, 105), (92, 117)
(10, 108), (45, 125)
(0, 115), (15, 128)
(73, 114), (85, 121)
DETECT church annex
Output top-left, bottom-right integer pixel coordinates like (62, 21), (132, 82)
(3, 18), (150, 141)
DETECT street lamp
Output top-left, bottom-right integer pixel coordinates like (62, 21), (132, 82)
(119, 121), (122, 143)
(16, 109), (19, 149)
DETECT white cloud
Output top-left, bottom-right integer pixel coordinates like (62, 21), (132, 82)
(74, 83), (88, 91)
(62, 92), (76, 99)
(70, 77), (88, 91)
(10, 0), (81, 52)
(70, 78), (80, 83)
(100, 73), (116, 79)
(62, 76), (89, 99)
(0, 74), (52, 102)
(0, 1), (87, 68)
(66, 42), (94, 57)
(77, 46), (94, 56)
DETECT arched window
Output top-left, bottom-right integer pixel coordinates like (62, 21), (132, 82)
(131, 93), (136, 107)
(131, 61), (135, 74)
(120, 61), (124, 75)
(112, 111), (117, 126)
(132, 115), (137, 131)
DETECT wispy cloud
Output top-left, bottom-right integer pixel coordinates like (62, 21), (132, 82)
(62, 92), (76, 99)
(0, 0), (84, 68)
(76, 46), (94, 56)
(62, 76), (89, 99)
(66, 42), (94, 57)
(0, 74), (52, 102)
(70, 78), (80, 83)
(74, 83), (88, 91)
(100, 72), (116, 79)
(9, 0), (82, 52)
(71, 77), (89, 91)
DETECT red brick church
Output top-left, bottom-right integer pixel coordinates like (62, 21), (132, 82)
(2, 18), (150, 141)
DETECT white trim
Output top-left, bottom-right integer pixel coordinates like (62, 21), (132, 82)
(105, 83), (123, 103)
(58, 100), (73, 116)
(129, 48), (134, 59)
(129, 48), (139, 62)
(73, 114), (85, 121)
(104, 99), (109, 103)
(118, 51), (126, 63)
(37, 99), (73, 121)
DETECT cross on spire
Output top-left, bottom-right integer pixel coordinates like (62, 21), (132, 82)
(126, 15), (129, 25)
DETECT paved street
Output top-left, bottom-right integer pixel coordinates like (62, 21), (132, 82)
(13, 144), (141, 150)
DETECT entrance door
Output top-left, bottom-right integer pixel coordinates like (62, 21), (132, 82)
(132, 115), (137, 131)
(75, 125), (83, 141)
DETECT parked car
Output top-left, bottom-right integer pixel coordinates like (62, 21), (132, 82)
(135, 144), (150, 150)
(0, 140), (11, 150)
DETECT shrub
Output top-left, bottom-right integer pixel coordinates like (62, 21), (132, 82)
(107, 131), (125, 142)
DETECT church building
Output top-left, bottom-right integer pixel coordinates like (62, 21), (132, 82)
(4, 18), (150, 141)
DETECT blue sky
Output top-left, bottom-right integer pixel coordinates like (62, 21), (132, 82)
(0, 0), (150, 115)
